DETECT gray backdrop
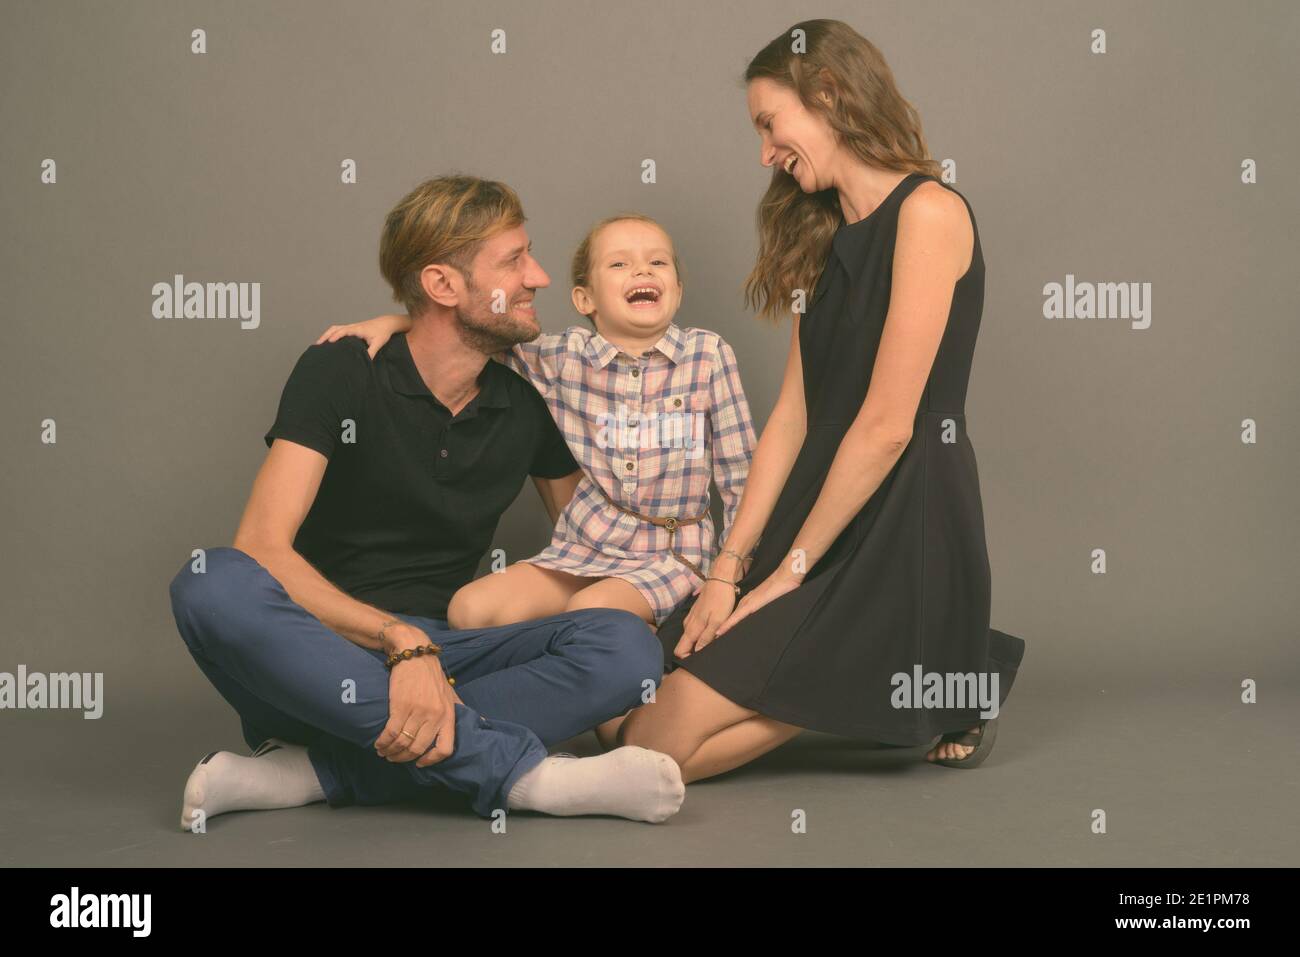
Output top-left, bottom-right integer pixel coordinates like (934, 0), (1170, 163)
(2, 0), (1296, 867)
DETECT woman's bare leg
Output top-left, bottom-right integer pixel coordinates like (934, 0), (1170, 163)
(619, 671), (803, 782)
(621, 670), (785, 774)
(676, 715), (804, 783)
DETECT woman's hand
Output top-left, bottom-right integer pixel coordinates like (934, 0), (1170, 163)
(373, 623), (463, 768)
(674, 579), (739, 659)
(712, 561), (804, 639)
(316, 313), (413, 359)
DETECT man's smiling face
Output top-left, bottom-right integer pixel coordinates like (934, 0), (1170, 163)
(454, 224), (551, 352)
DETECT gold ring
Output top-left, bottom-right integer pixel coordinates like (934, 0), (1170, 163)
(400, 730), (415, 739)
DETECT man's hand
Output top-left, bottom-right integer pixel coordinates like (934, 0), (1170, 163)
(374, 622), (463, 768)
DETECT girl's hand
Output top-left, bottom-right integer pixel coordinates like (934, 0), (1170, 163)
(674, 579), (739, 659)
(315, 314), (413, 359)
(712, 562), (804, 639)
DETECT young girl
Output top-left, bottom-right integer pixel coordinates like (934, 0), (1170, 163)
(317, 214), (757, 637)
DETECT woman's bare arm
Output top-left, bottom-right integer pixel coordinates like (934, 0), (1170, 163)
(707, 313), (808, 581)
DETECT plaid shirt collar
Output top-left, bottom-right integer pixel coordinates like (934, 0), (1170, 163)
(382, 332), (512, 409)
(581, 322), (687, 370)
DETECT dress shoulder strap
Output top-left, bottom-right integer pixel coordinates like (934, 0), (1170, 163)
(924, 176), (981, 250)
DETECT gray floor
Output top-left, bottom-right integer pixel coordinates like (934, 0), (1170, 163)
(3, 667), (1296, 867)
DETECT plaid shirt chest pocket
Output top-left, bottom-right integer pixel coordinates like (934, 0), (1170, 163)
(653, 390), (708, 477)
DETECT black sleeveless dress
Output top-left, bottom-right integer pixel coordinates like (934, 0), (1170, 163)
(656, 172), (1026, 745)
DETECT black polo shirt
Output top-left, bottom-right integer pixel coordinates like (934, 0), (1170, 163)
(262, 332), (578, 619)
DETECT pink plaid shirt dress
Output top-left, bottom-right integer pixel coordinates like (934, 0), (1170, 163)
(493, 322), (757, 626)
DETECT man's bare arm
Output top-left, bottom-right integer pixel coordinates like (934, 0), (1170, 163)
(530, 469), (582, 525)
(232, 438), (423, 652)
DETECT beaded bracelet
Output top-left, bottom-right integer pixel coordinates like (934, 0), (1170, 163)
(383, 642), (446, 673)
(385, 644), (456, 685)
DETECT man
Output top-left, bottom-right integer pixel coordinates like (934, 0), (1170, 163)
(169, 175), (684, 827)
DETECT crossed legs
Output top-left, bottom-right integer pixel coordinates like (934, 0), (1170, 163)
(169, 547), (682, 823)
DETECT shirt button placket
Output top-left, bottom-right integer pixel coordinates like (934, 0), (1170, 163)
(625, 357), (641, 496)
(434, 415), (450, 477)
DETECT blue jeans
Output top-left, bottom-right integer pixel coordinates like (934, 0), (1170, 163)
(168, 547), (662, 818)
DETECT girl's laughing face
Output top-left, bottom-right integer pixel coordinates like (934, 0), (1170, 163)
(574, 220), (683, 339)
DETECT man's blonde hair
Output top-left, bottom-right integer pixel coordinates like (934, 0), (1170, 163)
(379, 174), (526, 318)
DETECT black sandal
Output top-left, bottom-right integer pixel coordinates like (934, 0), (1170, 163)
(928, 716), (999, 769)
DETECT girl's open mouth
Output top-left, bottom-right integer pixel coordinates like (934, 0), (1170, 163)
(625, 286), (661, 308)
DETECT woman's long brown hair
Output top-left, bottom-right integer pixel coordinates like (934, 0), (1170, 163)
(743, 19), (943, 323)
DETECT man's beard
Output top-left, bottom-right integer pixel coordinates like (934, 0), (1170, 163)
(453, 275), (538, 354)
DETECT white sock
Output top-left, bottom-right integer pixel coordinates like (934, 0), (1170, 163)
(180, 738), (325, 830)
(506, 746), (685, 823)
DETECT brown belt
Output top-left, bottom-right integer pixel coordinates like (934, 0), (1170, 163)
(589, 479), (710, 579)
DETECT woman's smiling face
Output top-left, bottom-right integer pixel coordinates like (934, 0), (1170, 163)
(747, 77), (839, 192)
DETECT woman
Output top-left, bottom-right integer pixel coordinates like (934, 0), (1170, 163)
(616, 19), (1027, 780)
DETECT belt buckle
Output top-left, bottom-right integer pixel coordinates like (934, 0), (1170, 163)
(664, 516), (678, 531)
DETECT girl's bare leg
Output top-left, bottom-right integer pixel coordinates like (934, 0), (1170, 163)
(564, 576), (656, 624)
(446, 562), (590, 629)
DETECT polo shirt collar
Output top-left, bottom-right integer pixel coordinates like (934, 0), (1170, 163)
(582, 322), (687, 370)
(383, 332), (511, 409)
